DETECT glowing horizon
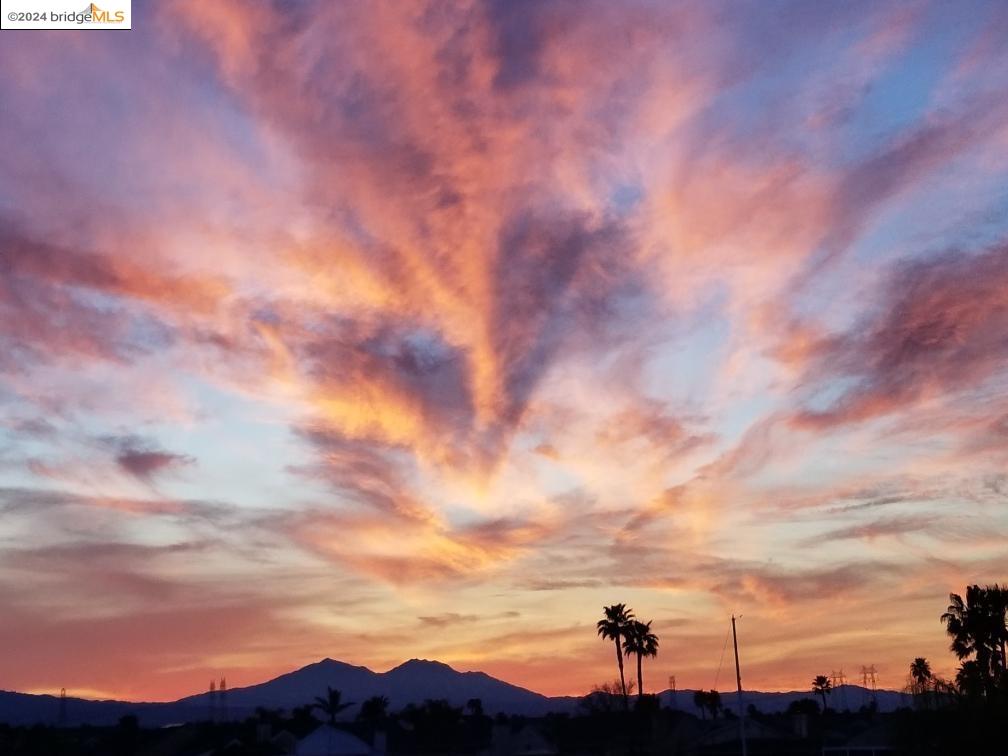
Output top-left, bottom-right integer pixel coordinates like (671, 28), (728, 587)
(1, 0), (1007, 703)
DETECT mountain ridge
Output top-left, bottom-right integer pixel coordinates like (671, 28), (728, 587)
(0, 658), (909, 726)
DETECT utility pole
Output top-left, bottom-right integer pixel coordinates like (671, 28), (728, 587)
(731, 615), (748, 756)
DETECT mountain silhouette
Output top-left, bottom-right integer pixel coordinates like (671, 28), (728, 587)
(174, 657), (560, 715)
(0, 658), (908, 726)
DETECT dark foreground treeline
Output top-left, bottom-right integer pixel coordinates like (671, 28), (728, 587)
(2, 694), (1007, 756)
(7, 582), (1005, 755)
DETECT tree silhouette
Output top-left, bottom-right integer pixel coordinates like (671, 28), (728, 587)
(597, 603), (635, 705)
(358, 695), (389, 723)
(400, 699), (463, 753)
(291, 704), (318, 733)
(693, 690), (707, 720)
(465, 698), (484, 717)
(786, 698), (820, 716)
(313, 686), (353, 725)
(941, 584), (1008, 697)
(811, 675), (832, 712)
(909, 657), (932, 705)
(956, 660), (986, 699)
(622, 619), (659, 700)
(910, 657), (931, 687)
(582, 680), (630, 714)
(706, 689), (722, 719)
(692, 689), (721, 720)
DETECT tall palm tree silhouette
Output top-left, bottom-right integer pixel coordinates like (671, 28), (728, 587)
(941, 584), (1008, 696)
(314, 686), (353, 725)
(623, 619), (660, 700)
(909, 657), (932, 706)
(597, 604), (634, 704)
(811, 675), (831, 712)
(910, 658), (932, 692)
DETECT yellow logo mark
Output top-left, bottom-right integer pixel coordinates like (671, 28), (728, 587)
(87, 3), (126, 23)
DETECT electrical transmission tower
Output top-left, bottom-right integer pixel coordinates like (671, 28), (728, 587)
(58, 687), (66, 726)
(209, 679), (216, 722)
(668, 675), (677, 709)
(860, 665), (878, 707)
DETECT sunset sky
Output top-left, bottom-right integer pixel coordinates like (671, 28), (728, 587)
(2, 0), (1008, 703)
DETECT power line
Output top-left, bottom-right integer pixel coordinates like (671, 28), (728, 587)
(712, 622), (732, 690)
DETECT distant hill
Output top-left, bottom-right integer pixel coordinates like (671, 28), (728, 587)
(0, 659), (909, 726)
(657, 684), (910, 714)
(0, 691), (201, 727)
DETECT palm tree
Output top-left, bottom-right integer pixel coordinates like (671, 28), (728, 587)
(955, 660), (985, 698)
(812, 675), (832, 712)
(941, 584), (1008, 696)
(314, 686), (353, 725)
(622, 619), (660, 700)
(910, 658), (931, 693)
(986, 585), (1008, 682)
(597, 604), (635, 704)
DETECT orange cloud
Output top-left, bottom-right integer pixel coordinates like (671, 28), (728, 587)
(2, 0), (1008, 704)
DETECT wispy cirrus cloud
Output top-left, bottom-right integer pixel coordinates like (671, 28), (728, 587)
(1, 0), (1007, 701)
